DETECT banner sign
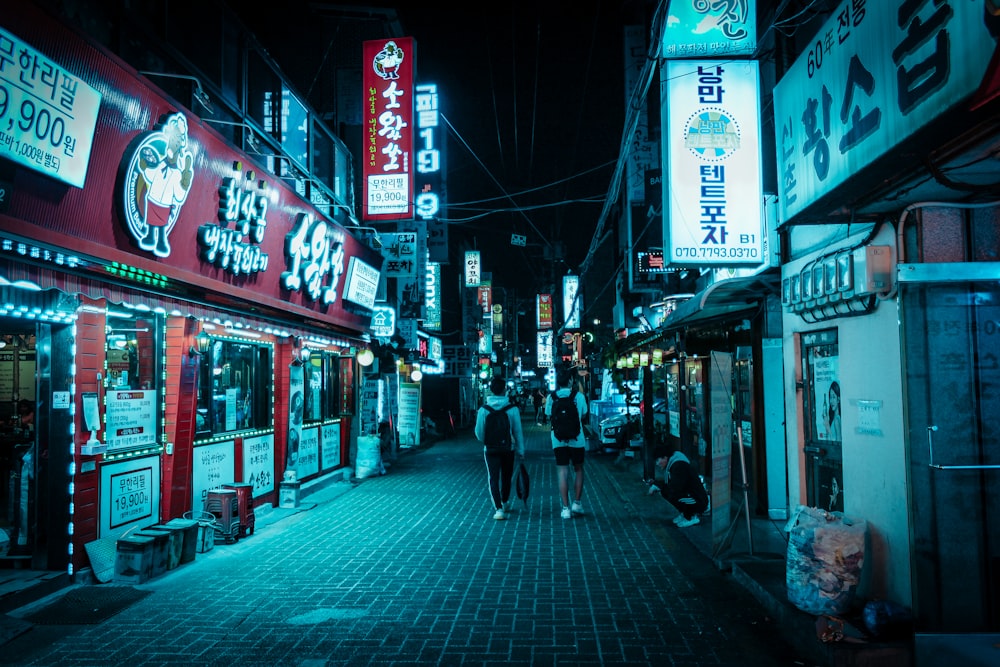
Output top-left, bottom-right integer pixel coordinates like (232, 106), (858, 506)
(0, 25), (102, 188)
(774, 0), (995, 222)
(664, 60), (763, 267)
(662, 0), (757, 58)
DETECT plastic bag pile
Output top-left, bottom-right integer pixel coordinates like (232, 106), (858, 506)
(784, 505), (868, 615)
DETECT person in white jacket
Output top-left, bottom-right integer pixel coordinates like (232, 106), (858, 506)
(474, 377), (524, 521)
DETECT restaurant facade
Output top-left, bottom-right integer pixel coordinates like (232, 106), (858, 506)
(0, 2), (382, 576)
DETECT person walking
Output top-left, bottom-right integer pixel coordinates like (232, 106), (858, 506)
(648, 446), (709, 527)
(546, 367), (589, 519)
(474, 376), (524, 520)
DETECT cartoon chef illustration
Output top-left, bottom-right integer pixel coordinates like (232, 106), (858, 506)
(122, 112), (195, 257)
(373, 40), (404, 80)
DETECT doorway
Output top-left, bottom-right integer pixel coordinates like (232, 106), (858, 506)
(800, 329), (843, 513)
(901, 278), (999, 632)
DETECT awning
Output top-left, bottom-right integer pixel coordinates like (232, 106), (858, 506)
(659, 271), (780, 332)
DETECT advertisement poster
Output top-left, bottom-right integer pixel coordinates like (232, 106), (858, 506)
(298, 426), (320, 479)
(397, 382), (421, 448)
(242, 433), (275, 498)
(105, 390), (157, 451)
(100, 455), (160, 538)
(191, 441), (235, 515)
(287, 364), (304, 474)
(708, 351), (733, 548)
(812, 353), (842, 442)
(360, 377), (381, 435)
(321, 422), (342, 469)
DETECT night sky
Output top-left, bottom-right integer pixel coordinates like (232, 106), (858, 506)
(239, 1), (649, 303)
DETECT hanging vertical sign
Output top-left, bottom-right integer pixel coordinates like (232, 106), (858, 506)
(415, 82), (449, 262)
(464, 250), (481, 287)
(662, 0), (757, 58)
(424, 260), (441, 331)
(362, 37), (415, 221)
(537, 293), (553, 330)
(562, 274), (581, 330)
(663, 60), (763, 267)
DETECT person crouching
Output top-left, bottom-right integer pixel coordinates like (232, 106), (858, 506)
(648, 446), (709, 527)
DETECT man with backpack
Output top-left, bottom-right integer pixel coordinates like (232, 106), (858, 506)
(475, 376), (525, 520)
(545, 367), (589, 519)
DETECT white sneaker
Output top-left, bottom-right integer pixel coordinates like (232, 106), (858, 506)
(494, 508), (506, 521)
(560, 506), (572, 520)
(672, 514), (685, 525)
(675, 515), (700, 528)
(571, 501), (584, 515)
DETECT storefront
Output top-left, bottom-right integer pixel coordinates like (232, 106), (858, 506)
(0, 5), (382, 575)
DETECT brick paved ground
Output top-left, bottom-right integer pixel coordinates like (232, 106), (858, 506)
(2, 413), (809, 666)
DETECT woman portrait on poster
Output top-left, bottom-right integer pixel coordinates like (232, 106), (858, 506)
(825, 381), (842, 441)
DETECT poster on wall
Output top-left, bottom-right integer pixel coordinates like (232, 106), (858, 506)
(192, 441), (235, 515)
(105, 389), (157, 451)
(100, 455), (160, 539)
(242, 433), (275, 498)
(287, 364), (304, 475)
(397, 382), (421, 448)
(298, 426), (320, 478)
(321, 422), (342, 469)
(708, 351), (733, 548)
(812, 353), (842, 442)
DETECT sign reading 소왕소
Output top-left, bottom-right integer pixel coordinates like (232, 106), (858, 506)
(362, 37), (415, 221)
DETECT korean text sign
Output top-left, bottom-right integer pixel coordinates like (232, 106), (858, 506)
(362, 37), (415, 221)
(774, 0), (994, 221)
(0, 25), (101, 188)
(663, 60), (763, 267)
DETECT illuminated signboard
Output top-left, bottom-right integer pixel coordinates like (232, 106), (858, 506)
(370, 305), (395, 339)
(662, 0), (757, 58)
(424, 261), (441, 331)
(663, 60), (763, 267)
(537, 293), (553, 330)
(344, 256), (381, 310)
(537, 330), (554, 368)
(0, 25), (102, 188)
(774, 1), (994, 222)
(415, 82), (449, 263)
(636, 250), (671, 274)
(562, 274), (581, 329)
(464, 250), (481, 287)
(362, 37), (415, 221)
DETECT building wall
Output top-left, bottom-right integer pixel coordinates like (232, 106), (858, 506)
(781, 223), (913, 607)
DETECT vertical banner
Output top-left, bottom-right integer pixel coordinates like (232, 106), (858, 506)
(286, 364), (304, 475)
(664, 60), (763, 267)
(397, 382), (422, 448)
(362, 37), (415, 221)
(396, 220), (426, 321)
(709, 351), (733, 550)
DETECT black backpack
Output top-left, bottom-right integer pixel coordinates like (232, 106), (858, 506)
(483, 404), (515, 452)
(550, 390), (581, 442)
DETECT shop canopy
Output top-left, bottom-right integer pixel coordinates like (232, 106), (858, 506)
(659, 271), (780, 332)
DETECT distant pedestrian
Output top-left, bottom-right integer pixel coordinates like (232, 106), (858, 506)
(475, 376), (524, 520)
(532, 388), (544, 425)
(546, 367), (588, 519)
(648, 446), (709, 527)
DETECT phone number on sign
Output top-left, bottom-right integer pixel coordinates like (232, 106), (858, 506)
(673, 246), (759, 260)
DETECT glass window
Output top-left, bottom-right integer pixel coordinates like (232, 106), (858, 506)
(196, 338), (272, 437)
(302, 353), (343, 424)
(105, 312), (161, 391)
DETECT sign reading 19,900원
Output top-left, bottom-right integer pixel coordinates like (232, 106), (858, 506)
(774, 0), (995, 222)
(362, 37), (415, 221)
(0, 26), (102, 188)
(664, 60), (763, 268)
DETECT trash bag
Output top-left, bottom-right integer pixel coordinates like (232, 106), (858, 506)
(514, 461), (530, 502)
(784, 505), (867, 615)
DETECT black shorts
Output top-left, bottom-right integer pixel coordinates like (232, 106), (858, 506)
(554, 446), (585, 466)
